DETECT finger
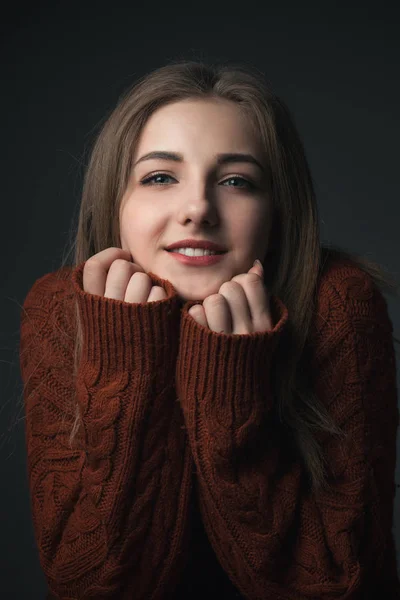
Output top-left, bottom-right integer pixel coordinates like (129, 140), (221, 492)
(217, 282), (251, 334)
(230, 273), (273, 331)
(188, 304), (209, 329)
(83, 247), (133, 297)
(105, 260), (143, 300)
(124, 271), (153, 304)
(249, 260), (264, 279)
(202, 293), (233, 334)
(147, 285), (168, 303)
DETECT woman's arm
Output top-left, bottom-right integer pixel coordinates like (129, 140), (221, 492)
(20, 264), (192, 600)
(176, 269), (400, 599)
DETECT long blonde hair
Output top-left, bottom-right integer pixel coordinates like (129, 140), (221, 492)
(56, 59), (399, 497)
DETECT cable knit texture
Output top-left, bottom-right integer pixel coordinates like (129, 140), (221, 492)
(19, 256), (400, 599)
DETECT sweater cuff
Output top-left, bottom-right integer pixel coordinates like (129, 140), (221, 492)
(176, 294), (289, 426)
(71, 261), (182, 384)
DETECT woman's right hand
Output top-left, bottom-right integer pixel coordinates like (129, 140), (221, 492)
(83, 247), (168, 303)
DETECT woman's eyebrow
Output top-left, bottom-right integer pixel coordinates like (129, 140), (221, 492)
(133, 151), (266, 173)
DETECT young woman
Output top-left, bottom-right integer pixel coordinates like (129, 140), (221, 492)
(20, 60), (400, 599)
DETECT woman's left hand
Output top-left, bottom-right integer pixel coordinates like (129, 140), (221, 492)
(187, 260), (273, 334)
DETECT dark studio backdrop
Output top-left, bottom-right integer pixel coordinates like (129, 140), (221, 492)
(1, 2), (399, 597)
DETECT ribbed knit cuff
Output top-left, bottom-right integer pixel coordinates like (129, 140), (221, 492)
(71, 261), (182, 387)
(176, 294), (289, 436)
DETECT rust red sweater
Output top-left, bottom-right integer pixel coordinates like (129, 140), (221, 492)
(19, 256), (400, 599)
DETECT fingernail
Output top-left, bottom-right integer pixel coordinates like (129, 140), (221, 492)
(253, 259), (263, 271)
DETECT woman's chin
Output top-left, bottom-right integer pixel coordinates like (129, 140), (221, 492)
(170, 280), (221, 304)
(175, 291), (205, 304)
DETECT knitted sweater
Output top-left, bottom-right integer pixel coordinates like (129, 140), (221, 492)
(19, 256), (400, 600)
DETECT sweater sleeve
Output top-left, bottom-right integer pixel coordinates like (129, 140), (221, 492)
(20, 262), (193, 600)
(175, 273), (400, 599)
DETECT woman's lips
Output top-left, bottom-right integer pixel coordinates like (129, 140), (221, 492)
(166, 250), (226, 266)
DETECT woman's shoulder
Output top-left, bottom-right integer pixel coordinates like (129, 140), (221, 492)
(22, 265), (79, 344)
(315, 251), (393, 335)
(20, 265), (78, 364)
(319, 250), (373, 289)
(23, 264), (76, 310)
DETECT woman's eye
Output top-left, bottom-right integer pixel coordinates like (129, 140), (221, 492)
(141, 173), (176, 185)
(140, 173), (255, 189)
(221, 176), (254, 189)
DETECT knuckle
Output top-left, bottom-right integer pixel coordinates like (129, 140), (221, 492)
(189, 303), (203, 313)
(84, 255), (100, 270)
(83, 260), (100, 280)
(219, 280), (238, 292)
(130, 271), (150, 282)
(230, 275), (242, 283)
(110, 258), (130, 270)
(152, 285), (165, 294)
(148, 285), (166, 302)
(204, 293), (225, 306)
(247, 273), (262, 284)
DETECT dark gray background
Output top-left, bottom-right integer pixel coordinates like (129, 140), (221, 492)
(1, 2), (399, 597)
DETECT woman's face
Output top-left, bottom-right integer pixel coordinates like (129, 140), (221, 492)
(119, 98), (273, 302)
